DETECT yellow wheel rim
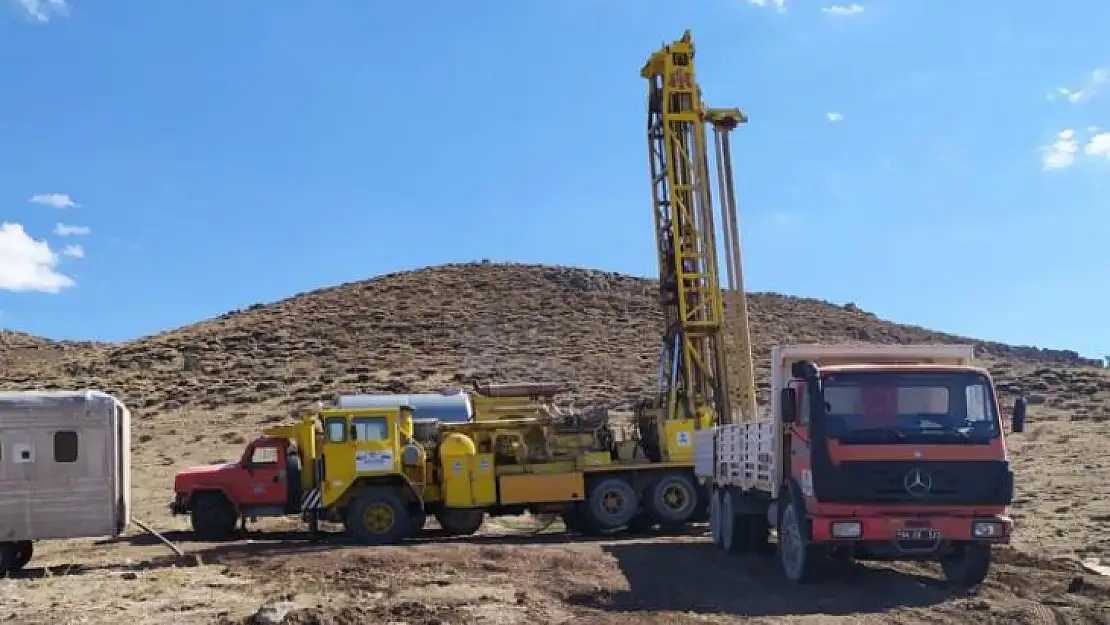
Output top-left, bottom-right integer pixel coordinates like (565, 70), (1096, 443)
(362, 503), (395, 534)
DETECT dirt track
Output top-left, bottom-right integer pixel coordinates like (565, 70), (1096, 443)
(2, 263), (1110, 623)
(4, 519), (1108, 624)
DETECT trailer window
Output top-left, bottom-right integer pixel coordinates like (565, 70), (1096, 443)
(325, 418), (347, 443)
(54, 431), (79, 463)
(352, 417), (388, 442)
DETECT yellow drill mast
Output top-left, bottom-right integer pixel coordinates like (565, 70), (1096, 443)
(640, 30), (758, 428)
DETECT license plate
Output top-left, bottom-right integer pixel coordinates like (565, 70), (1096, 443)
(896, 527), (940, 541)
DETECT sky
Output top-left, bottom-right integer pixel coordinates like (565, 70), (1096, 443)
(1, 0), (1108, 360)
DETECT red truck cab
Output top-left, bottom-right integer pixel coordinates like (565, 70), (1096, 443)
(703, 345), (1021, 588)
(170, 435), (302, 539)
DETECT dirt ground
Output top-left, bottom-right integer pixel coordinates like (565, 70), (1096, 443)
(2, 262), (1110, 623)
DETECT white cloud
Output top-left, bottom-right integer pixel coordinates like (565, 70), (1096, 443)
(0, 223), (74, 293)
(1084, 132), (1110, 158)
(62, 243), (84, 259)
(53, 222), (90, 236)
(1046, 67), (1109, 103)
(747, 0), (786, 10)
(1041, 129), (1078, 170)
(28, 192), (79, 209)
(14, 0), (68, 23)
(822, 3), (864, 16)
(826, 111), (844, 122)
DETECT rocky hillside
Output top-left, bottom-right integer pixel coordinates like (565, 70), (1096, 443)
(2, 262), (1107, 421)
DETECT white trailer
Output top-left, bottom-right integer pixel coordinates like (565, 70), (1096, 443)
(696, 344), (1017, 587)
(0, 390), (132, 573)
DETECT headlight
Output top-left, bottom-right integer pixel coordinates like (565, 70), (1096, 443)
(831, 520), (862, 539)
(972, 521), (1004, 538)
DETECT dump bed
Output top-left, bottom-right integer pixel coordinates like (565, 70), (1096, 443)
(695, 344), (979, 496)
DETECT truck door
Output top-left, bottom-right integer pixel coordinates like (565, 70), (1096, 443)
(349, 415), (395, 474)
(786, 379), (815, 502)
(239, 441), (288, 507)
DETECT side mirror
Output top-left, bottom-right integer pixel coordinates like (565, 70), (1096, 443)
(780, 388), (797, 424)
(790, 360), (818, 380)
(1011, 400), (1026, 433)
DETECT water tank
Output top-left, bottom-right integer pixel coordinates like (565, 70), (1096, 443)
(440, 432), (477, 457)
(336, 392), (472, 423)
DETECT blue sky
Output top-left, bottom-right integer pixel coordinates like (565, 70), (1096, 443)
(0, 0), (1108, 359)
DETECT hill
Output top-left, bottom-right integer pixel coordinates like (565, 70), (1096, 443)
(1, 262), (1105, 419)
(3, 262), (1110, 625)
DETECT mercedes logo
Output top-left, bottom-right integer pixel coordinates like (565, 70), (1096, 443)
(903, 468), (933, 497)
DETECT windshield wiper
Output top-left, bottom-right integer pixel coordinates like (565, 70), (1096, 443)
(838, 426), (907, 441)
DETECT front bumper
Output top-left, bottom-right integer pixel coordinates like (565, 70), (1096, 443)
(811, 513), (1013, 543)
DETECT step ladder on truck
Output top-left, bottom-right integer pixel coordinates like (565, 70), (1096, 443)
(693, 344), (1025, 587)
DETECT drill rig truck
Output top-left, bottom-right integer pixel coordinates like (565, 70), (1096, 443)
(170, 381), (707, 543)
(636, 31), (1023, 586)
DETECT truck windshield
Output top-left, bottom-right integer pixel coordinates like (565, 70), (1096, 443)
(820, 370), (1000, 443)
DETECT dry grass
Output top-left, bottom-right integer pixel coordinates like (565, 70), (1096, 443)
(3, 262), (1110, 624)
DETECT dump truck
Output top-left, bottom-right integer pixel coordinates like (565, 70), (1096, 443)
(170, 382), (708, 543)
(695, 344), (1022, 586)
(0, 390), (132, 574)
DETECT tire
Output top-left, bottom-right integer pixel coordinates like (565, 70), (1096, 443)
(435, 509), (484, 536)
(0, 543), (17, 576)
(12, 541), (32, 570)
(190, 492), (238, 541)
(777, 497), (823, 583)
(720, 490), (747, 554)
(710, 489), (724, 548)
(584, 477), (638, 531)
(941, 543), (992, 588)
(644, 473), (698, 525)
(345, 489), (411, 546)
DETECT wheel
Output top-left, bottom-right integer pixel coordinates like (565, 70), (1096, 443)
(584, 477), (638, 531)
(409, 508), (428, 537)
(0, 543), (17, 576)
(12, 541), (32, 570)
(710, 489), (724, 548)
(190, 493), (238, 541)
(777, 497), (823, 583)
(720, 490), (745, 554)
(644, 473), (698, 526)
(435, 509), (484, 536)
(345, 489), (411, 545)
(941, 543), (992, 588)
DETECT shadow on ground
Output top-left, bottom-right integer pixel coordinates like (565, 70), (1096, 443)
(565, 541), (954, 618)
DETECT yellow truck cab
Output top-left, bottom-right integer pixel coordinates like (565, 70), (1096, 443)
(171, 405), (428, 543)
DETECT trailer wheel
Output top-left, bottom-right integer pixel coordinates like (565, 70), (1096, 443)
(0, 543), (17, 576)
(941, 543), (992, 588)
(585, 477), (638, 530)
(778, 498), (823, 583)
(644, 473), (697, 525)
(345, 489), (411, 545)
(12, 542), (32, 570)
(435, 509), (484, 536)
(191, 493), (238, 541)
